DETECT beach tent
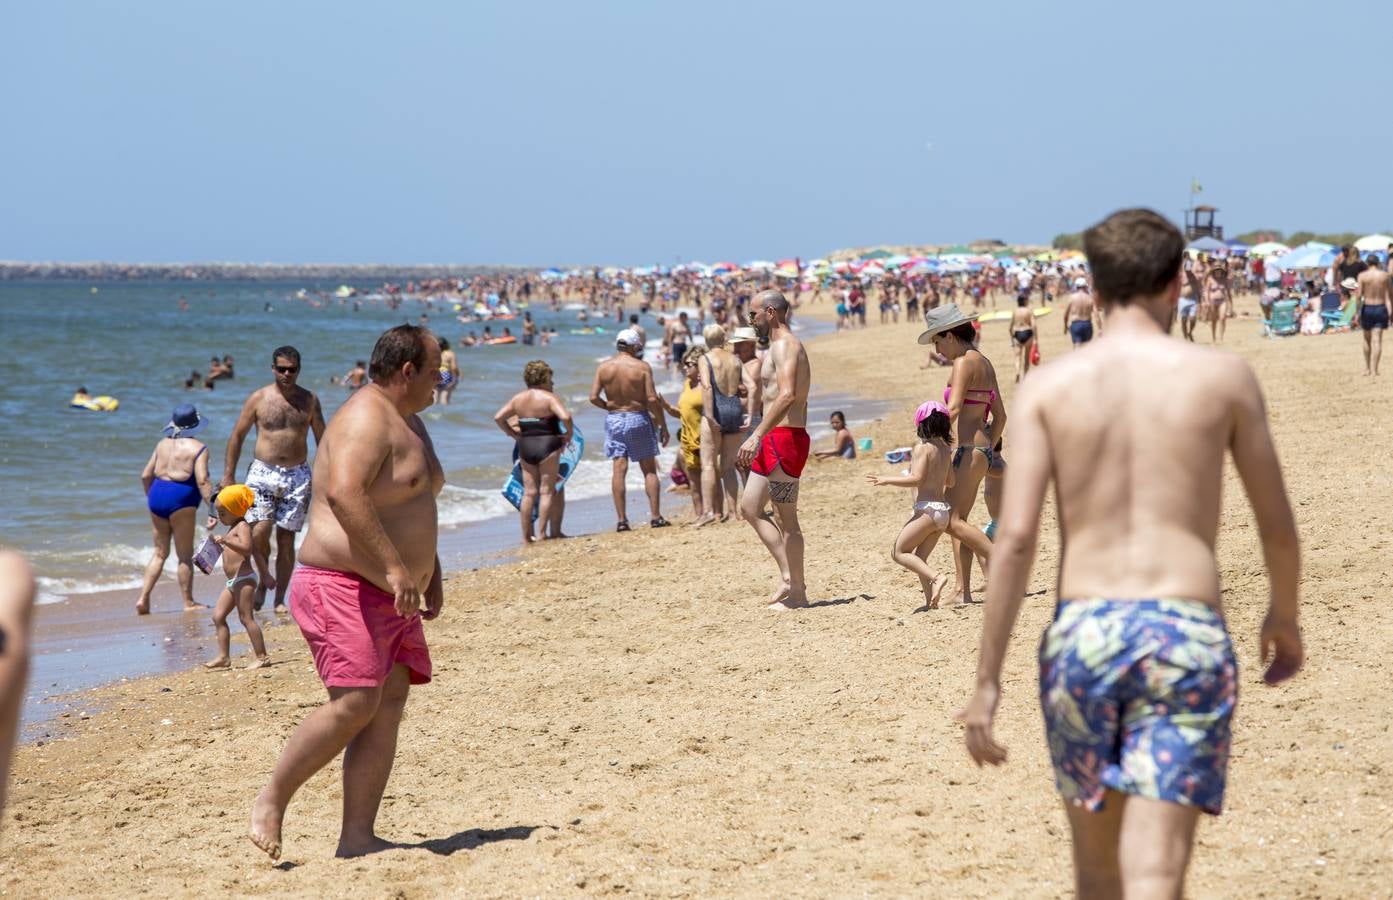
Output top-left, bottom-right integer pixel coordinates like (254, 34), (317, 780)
(1186, 236), (1228, 253)
(1249, 241), (1289, 257)
(1355, 234), (1393, 252)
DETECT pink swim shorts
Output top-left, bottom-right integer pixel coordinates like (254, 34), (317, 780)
(289, 565), (432, 688)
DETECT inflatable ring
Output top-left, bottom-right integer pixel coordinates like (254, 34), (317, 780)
(70, 395), (119, 411)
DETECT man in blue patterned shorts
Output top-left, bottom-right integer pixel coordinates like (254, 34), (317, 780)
(589, 329), (670, 531)
(959, 208), (1304, 898)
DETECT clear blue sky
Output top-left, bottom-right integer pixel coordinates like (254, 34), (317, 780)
(2, 1), (1382, 266)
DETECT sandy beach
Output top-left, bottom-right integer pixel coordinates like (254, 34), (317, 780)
(5, 297), (1390, 898)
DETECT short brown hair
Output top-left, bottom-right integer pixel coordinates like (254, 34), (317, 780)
(523, 360), (553, 387)
(369, 325), (436, 382)
(1082, 208), (1184, 306)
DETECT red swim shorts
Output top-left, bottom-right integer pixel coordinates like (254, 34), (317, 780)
(750, 426), (811, 478)
(289, 565), (432, 688)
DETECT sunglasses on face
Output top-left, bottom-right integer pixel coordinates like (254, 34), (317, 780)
(275, 365), (299, 374)
(746, 309), (759, 322)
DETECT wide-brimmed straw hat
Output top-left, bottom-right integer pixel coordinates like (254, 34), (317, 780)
(730, 326), (758, 344)
(1340, 277), (1359, 291)
(163, 403), (207, 437)
(917, 303), (979, 345)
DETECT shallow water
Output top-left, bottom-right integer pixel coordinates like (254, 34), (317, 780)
(1, 280), (876, 728)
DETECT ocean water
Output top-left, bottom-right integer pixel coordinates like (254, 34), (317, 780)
(0, 281), (858, 603)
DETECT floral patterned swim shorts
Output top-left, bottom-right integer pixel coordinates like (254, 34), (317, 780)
(1038, 598), (1237, 815)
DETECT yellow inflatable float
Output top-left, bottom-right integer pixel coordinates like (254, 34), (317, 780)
(70, 391), (119, 411)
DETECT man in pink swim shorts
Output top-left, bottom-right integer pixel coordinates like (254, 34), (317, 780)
(249, 325), (446, 861)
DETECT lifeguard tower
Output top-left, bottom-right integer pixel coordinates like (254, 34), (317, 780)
(1185, 205), (1223, 241)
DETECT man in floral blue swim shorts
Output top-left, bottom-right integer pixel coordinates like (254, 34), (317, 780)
(959, 209), (1305, 899)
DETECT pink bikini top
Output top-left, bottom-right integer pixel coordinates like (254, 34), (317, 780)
(945, 384), (996, 414)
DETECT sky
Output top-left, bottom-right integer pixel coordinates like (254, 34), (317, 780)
(2, 0), (1386, 266)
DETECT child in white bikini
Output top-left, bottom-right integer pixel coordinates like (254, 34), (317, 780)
(867, 401), (956, 608)
(204, 484), (271, 670)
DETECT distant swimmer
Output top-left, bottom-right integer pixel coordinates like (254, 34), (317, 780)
(223, 346), (325, 612)
(340, 360), (367, 390)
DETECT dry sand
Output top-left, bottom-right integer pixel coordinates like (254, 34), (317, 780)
(5, 295), (1391, 897)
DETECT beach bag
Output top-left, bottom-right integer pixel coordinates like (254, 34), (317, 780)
(1030, 343), (1041, 365)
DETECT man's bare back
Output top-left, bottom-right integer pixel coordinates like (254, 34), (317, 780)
(1064, 290), (1094, 325)
(297, 385), (444, 594)
(592, 354), (656, 412)
(1357, 266), (1391, 307)
(1008, 325), (1277, 607)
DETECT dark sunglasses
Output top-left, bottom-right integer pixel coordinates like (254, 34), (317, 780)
(745, 309), (759, 322)
(274, 365), (299, 374)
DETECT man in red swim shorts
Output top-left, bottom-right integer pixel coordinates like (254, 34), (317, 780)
(737, 290), (813, 610)
(250, 325), (446, 861)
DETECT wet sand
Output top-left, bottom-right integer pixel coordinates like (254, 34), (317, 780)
(5, 295), (1390, 897)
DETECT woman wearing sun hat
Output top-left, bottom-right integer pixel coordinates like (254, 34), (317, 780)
(136, 403), (215, 615)
(917, 304), (1002, 605)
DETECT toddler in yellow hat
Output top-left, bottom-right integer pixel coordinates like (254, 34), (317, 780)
(205, 484), (270, 670)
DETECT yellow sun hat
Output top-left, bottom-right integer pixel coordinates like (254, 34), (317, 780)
(216, 484), (256, 518)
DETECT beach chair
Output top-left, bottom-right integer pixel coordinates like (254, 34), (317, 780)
(1322, 294), (1357, 332)
(1262, 300), (1299, 338)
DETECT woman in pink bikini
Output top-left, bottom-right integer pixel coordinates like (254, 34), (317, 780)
(918, 304), (1001, 604)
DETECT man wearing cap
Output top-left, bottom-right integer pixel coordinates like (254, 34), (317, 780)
(1064, 277), (1098, 347)
(959, 208), (1302, 899)
(590, 329), (670, 531)
(737, 290), (812, 610)
(1355, 256), (1390, 375)
(223, 345), (326, 611)
(250, 324), (445, 860)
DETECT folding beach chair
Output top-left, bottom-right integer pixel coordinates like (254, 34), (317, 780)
(1322, 294), (1357, 332)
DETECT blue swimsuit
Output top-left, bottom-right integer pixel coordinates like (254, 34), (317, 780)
(147, 446), (206, 520)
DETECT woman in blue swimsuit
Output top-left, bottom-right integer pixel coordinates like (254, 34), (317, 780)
(136, 404), (214, 615)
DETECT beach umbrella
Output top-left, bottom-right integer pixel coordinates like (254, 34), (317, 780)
(711, 262), (738, 273)
(1271, 246), (1333, 270)
(746, 260), (776, 271)
(1249, 241), (1289, 256)
(1355, 234), (1393, 252)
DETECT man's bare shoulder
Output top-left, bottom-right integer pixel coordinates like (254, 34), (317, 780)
(325, 387), (389, 437)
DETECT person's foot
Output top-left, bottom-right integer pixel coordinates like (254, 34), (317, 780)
(691, 513), (716, 528)
(768, 592), (809, 611)
(249, 788), (283, 860)
(245, 656), (271, 670)
(273, 603), (289, 615)
(135, 600), (150, 615)
(335, 835), (396, 858)
(204, 657), (231, 670)
(182, 601), (203, 611)
(928, 574), (949, 610)
(767, 581), (792, 607)
(650, 516), (671, 528)
(615, 520), (631, 533)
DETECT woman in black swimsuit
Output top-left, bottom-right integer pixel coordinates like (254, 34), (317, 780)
(493, 360), (574, 544)
(696, 324), (755, 525)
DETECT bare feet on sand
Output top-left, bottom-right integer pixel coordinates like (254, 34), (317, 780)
(245, 656), (271, 670)
(335, 835), (396, 858)
(135, 600), (149, 615)
(927, 574), (949, 610)
(182, 601), (203, 611)
(692, 513), (716, 528)
(767, 582), (808, 610)
(249, 788), (282, 860)
(204, 657), (231, 670)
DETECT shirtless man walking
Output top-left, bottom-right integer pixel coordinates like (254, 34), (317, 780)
(959, 209), (1303, 899)
(250, 325), (444, 860)
(1355, 255), (1390, 375)
(590, 329), (670, 531)
(224, 346), (326, 611)
(1063, 277), (1098, 348)
(737, 290), (812, 610)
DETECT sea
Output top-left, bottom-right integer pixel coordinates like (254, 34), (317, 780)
(0, 280), (879, 734)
